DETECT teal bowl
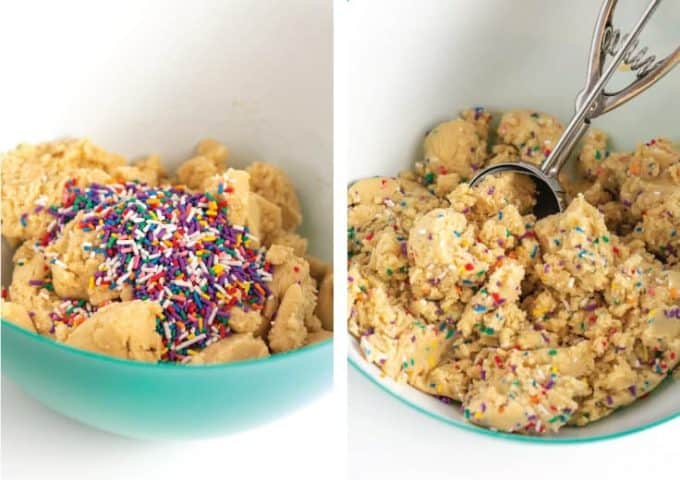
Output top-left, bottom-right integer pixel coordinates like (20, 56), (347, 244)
(2, 320), (332, 439)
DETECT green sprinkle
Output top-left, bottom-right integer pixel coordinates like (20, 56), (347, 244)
(595, 149), (602, 160)
(423, 172), (436, 185)
(548, 349), (557, 356)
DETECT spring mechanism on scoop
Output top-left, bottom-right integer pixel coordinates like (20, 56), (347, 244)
(602, 25), (659, 77)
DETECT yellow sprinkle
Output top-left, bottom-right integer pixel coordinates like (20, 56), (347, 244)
(427, 356), (436, 368)
(551, 366), (559, 374)
(187, 349), (198, 356)
(88, 277), (95, 289)
(436, 384), (443, 394)
(474, 411), (483, 419)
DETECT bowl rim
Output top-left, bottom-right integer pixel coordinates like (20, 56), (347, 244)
(349, 347), (680, 444)
(1, 318), (332, 370)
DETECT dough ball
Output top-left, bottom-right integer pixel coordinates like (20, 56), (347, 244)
(420, 118), (486, 182)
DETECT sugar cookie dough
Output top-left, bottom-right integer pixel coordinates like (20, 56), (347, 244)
(348, 107), (679, 435)
(1, 138), (332, 364)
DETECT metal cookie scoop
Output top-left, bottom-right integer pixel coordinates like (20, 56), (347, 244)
(470, 0), (679, 218)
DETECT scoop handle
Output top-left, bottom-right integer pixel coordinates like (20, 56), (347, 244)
(540, 0), (662, 178)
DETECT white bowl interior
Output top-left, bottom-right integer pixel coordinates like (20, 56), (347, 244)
(0, 0), (332, 264)
(347, 0), (680, 439)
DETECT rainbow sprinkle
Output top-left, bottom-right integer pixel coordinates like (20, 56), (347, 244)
(36, 180), (273, 362)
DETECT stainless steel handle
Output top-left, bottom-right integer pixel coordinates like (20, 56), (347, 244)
(540, 0), (673, 178)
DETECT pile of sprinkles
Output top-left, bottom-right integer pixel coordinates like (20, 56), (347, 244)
(33, 180), (273, 362)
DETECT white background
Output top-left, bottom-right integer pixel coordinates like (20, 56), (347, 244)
(349, 369), (680, 480)
(2, 379), (340, 480)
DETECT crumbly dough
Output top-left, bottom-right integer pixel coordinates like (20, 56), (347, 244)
(176, 139), (229, 189)
(268, 283), (308, 353)
(246, 162), (303, 231)
(316, 273), (333, 331)
(349, 107), (679, 435)
(190, 333), (269, 365)
(1, 138), (332, 364)
(1, 300), (37, 333)
(65, 300), (164, 362)
(497, 110), (564, 165)
(1, 139), (119, 245)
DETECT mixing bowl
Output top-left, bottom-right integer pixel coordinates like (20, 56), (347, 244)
(1, 0), (332, 439)
(346, 0), (679, 442)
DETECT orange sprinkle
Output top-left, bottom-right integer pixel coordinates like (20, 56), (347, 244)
(629, 160), (641, 176)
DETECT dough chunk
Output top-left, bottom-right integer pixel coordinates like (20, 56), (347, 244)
(111, 155), (165, 186)
(305, 329), (333, 346)
(268, 283), (307, 353)
(534, 195), (614, 293)
(265, 245), (318, 330)
(0, 139), (142, 244)
(1, 300), (37, 333)
(190, 333), (269, 365)
(228, 307), (270, 338)
(201, 168), (250, 226)
(497, 110), (564, 165)
(419, 118), (486, 183)
(65, 300), (163, 362)
(464, 343), (594, 434)
(246, 162), (302, 230)
(45, 212), (102, 300)
(316, 272), (333, 331)
(176, 139), (229, 189)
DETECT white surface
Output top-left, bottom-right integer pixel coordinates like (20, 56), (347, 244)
(349, 367), (680, 479)
(0, 0), (332, 259)
(343, 0), (680, 445)
(2, 378), (340, 480)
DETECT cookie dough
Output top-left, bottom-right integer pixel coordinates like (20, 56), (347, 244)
(1, 138), (332, 364)
(349, 107), (679, 435)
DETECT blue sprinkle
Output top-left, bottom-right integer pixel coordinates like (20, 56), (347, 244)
(473, 304), (487, 313)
